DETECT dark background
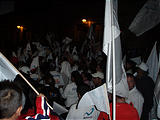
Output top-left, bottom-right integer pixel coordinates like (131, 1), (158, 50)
(0, 0), (160, 59)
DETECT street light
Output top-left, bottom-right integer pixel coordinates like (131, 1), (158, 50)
(82, 19), (87, 24)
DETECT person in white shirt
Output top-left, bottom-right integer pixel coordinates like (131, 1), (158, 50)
(60, 71), (83, 108)
(66, 84), (109, 120)
(126, 73), (144, 118)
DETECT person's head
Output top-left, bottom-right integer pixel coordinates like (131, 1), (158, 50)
(77, 84), (91, 100)
(116, 95), (125, 103)
(71, 71), (83, 86)
(91, 72), (104, 87)
(126, 73), (135, 90)
(0, 80), (22, 120)
(125, 60), (136, 71)
(136, 62), (148, 77)
(107, 92), (125, 103)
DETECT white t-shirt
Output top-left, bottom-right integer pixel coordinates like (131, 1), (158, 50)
(66, 104), (100, 120)
(60, 82), (78, 107)
(126, 87), (144, 117)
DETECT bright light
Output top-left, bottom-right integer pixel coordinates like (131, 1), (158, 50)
(82, 19), (87, 23)
(17, 26), (21, 29)
(17, 26), (23, 32)
(20, 26), (23, 32)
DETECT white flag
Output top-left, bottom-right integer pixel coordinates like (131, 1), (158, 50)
(0, 52), (18, 81)
(129, 0), (160, 36)
(30, 56), (39, 70)
(146, 41), (159, 82)
(26, 42), (31, 52)
(87, 24), (95, 41)
(78, 83), (110, 114)
(103, 0), (122, 86)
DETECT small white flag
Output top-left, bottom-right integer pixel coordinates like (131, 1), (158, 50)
(0, 52), (18, 81)
(146, 41), (159, 82)
(78, 83), (110, 114)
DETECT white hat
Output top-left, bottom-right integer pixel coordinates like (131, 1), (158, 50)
(92, 72), (104, 79)
(137, 62), (148, 71)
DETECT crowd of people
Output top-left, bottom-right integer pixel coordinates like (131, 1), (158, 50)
(0, 32), (158, 120)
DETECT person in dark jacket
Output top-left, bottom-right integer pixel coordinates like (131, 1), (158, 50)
(135, 62), (155, 120)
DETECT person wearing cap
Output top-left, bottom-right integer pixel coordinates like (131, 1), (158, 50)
(91, 71), (104, 88)
(135, 62), (155, 120)
(126, 73), (144, 118)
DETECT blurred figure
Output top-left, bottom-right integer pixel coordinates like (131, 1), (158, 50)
(91, 71), (104, 88)
(135, 62), (155, 120)
(60, 71), (83, 108)
(126, 73), (144, 118)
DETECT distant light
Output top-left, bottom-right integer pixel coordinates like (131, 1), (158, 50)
(20, 26), (23, 32)
(17, 25), (23, 32)
(82, 19), (87, 23)
(17, 26), (21, 29)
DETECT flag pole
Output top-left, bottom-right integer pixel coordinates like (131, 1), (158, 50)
(110, 0), (116, 120)
(0, 52), (53, 110)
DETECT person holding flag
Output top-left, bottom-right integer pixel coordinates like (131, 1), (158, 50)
(0, 80), (60, 120)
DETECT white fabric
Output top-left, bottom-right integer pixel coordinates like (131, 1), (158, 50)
(71, 65), (78, 72)
(62, 37), (72, 45)
(129, 0), (160, 36)
(154, 74), (160, 103)
(157, 99), (160, 118)
(30, 56), (39, 70)
(0, 52), (18, 81)
(72, 46), (77, 55)
(126, 87), (144, 117)
(12, 51), (17, 57)
(91, 72), (104, 79)
(130, 56), (141, 65)
(50, 71), (64, 87)
(26, 42), (31, 52)
(103, 0), (120, 56)
(60, 82), (78, 107)
(19, 66), (30, 74)
(103, 0), (123, 86)
(47, 53), (53, 61)
(60, 61), (72, 80)
(87, 24), (95, 41)
(30, 73), (39, 81)
(66, 104), (100, 120)
(107, 64), (129, 98)
(137, 62), (148, 72)
(78, 84), (110, 114)
(146, 42), (159, 82)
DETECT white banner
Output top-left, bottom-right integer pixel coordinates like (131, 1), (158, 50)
(129, 0), (160, 36)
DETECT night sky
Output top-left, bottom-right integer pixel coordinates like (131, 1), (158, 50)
(0, 0), (160, 59)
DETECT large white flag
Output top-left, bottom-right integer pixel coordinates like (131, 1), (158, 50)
(146, 41), (159, 82)
(103, 0), (122, 86)
(129, 0), (160, 36)
(0, 52), (18, 81)
(78, 83), (110, 114)
(103, 1), (129, 119)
